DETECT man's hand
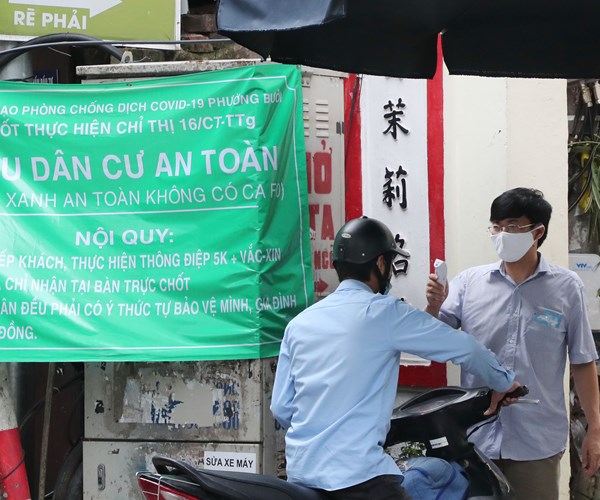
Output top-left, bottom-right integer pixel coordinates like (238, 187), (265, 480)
(572, 362), (600, 479)
(581, 426), (600, 479)
(425, 274), (448, 317)
(484, 382), (522, 416)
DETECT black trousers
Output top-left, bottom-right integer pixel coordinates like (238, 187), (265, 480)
(319, 475), (412, 500)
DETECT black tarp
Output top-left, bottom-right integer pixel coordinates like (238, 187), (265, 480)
(217, 0), (600, 79)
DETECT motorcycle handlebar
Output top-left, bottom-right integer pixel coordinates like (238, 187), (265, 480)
(502, 385), (529, 401)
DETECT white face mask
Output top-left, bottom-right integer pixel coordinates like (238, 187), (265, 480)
(491, 229), (538, 263)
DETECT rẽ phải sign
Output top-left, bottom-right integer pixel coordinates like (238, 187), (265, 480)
(0, 63), (313, 361)
(0, 0), (178, 41)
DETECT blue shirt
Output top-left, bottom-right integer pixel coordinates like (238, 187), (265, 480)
(440, 255), (598, 461)
(270, 279), (515, 490)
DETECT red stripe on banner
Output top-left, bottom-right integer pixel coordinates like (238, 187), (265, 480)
(399, 35), (447, 387)
(427, 36), (446, 267)
(0, 427), (31, 499)
(343, 74), (363, 220)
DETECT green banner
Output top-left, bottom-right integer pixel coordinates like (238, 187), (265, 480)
(0, 64), (313, 361)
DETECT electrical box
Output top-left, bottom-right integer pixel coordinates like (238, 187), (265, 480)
(83, 360), (280, 498)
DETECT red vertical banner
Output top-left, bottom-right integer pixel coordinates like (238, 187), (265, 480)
(304, 72), (346, 300)
(307, 141), (337, 297)
(343, 74), (363, 220)
(427, 36), (446, 268)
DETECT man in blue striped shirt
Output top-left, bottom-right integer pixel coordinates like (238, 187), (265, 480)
(426, 188), (600, 500)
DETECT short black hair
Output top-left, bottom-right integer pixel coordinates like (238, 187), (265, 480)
(490, 188), (552, 247)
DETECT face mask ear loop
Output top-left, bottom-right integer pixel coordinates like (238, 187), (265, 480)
(532, 224), (544, 242)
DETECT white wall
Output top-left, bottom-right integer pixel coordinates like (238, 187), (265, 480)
(444, 75), (568, 272)
(444, 74), (570, 498)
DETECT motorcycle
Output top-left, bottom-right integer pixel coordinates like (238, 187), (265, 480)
(136, 385), (528, 500)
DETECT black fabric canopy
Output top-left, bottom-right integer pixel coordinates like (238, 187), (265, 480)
(217, 0), (600, 79)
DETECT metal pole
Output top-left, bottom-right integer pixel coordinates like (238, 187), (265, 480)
(37, 363), (55, 500)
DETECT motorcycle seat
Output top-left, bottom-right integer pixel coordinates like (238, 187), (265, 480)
(153, 456), (324, 500)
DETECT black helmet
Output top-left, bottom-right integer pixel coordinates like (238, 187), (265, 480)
(333, 216), (402, 264)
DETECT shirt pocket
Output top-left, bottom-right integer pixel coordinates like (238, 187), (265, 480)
(524, 307), (566, 353)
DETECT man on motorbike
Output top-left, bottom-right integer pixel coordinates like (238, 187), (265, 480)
(271, 216), (520, 499)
